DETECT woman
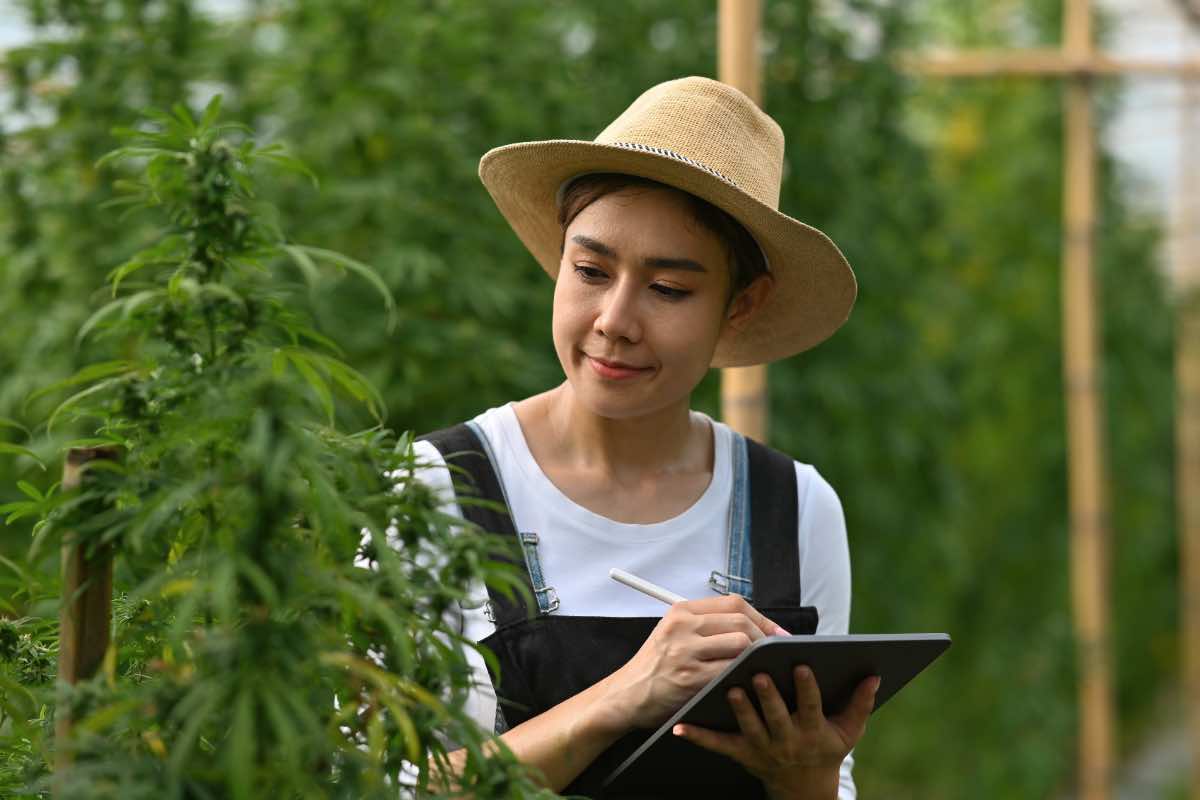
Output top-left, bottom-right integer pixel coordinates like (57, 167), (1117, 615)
(413, 76), (874, 799)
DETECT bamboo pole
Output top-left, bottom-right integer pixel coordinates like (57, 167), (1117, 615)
(905, 2), (1126, 793)
(1061, 3), (1113, 798)
(1179, 77), (1200, 800)
(901, 50), (1200, 78)
(717, 0), (769, 443)
(54, 446), (119, 778)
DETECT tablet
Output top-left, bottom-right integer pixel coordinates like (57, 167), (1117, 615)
(603, 633), (951, 793)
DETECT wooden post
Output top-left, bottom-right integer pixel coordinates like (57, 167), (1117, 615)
(899, 2), (1200, 793)
(1060, 5), (1113, 798)
(1179, 76), (1200, 800)
(717, 0), (769, 443)
(55, 446), (119, 775)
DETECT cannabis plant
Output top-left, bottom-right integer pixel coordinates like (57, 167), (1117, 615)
(0, 97), (552, 799)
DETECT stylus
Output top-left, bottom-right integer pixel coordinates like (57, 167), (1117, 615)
(609, 568), (687, 605)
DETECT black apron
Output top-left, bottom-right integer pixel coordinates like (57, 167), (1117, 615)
(420, 423), (819, 799)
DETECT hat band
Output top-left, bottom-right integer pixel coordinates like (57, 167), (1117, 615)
(610, 141), (740, 189)
(611, 142), (771, 274)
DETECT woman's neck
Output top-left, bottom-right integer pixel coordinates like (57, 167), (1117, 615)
(520, 382), (710, 485)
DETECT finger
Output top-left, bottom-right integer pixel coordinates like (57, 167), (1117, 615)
(694, 631), (755, 661)
(791, 664), (824, 732)
(694, 613), (765, 642)
(829, 675), (880, 748)
(673, 723), (747, 762)
(683, 596), (787, 637)
(727, 687), (770, 749)
(751, 672), (793, 738)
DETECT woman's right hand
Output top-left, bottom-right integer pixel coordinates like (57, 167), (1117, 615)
(597, 594), (789, 731)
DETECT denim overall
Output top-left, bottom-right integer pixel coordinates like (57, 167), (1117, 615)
(421, 423), (819, 799)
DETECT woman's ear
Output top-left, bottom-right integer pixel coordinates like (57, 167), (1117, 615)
(724, 273), (774, 334)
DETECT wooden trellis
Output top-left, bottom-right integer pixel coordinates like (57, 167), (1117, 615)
(905, 1), (1200, 797)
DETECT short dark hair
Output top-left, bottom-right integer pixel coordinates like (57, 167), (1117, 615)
(557, 173), (767, 300)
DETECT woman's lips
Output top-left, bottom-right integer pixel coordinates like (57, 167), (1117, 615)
(586, 355), (652, 380)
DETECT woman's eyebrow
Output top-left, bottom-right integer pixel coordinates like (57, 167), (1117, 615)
(569, 234), (708, 273)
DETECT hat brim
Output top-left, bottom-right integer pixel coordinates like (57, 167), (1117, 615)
(478, 140), (857, 368)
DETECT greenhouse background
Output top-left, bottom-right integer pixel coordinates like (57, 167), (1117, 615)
(0, 0), (1195, 797)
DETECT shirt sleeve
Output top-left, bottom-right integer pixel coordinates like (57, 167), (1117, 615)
(795, 463), (857, 800)
(408, 440), (499, 736)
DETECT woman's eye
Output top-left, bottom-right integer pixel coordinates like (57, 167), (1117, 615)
(651, 284), (690, 300)
(574, 265), (606, 282)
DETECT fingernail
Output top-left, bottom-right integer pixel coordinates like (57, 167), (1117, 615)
(871, 676), (882, 693)
(796, 665), (812, 680)
(774, 625), (790, 636)
(673, 724), (685, 736)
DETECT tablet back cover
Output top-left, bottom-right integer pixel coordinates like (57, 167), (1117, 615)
(603, 634), (950, 795)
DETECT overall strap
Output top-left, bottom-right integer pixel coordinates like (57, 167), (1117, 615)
(745, 436), (801, 607)
(709, 432), (753, 598)
(708, 433), (802, 608)
(417, 423), (548, 629)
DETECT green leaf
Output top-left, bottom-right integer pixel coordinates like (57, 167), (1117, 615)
(61, 436), (126, 450)
(315, 354), (386, 422)
(95, 145), (178, 169)
(0, 673), (38, 720)
(0, 418), (30, 435)
(25, 360), (139, 409)
(258, 149), (319, 189)
(170, 102), (197, 133)
(235, 557), (279, 606)
(291, 323), (344, 356)
(0, 443), (45, 469)
(228, 688), (255, 800)
(199, 93), (223, 131)
(280, 243), (320, 287)
(0, 500), (38, 525)
(47, 376), (127, 433)
(16, 481), (43, 502)
(196, 281), (247, 309)
(286, 350), (334, 424)
(284, 245), (397, 332)
(75, 296), (128, 345)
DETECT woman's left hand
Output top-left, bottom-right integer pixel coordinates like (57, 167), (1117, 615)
(671, 667), (879, 800)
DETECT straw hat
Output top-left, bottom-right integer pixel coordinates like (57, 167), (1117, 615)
(477, 75), (857, 367)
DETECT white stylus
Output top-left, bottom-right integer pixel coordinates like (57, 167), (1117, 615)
(609, 567), (687, 605)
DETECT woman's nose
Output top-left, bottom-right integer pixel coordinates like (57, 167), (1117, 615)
(593, 281), (643, 343)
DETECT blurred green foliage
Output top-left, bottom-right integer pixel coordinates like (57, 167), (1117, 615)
(0, 0), (1179, 797)
(2, 94), (555, 797)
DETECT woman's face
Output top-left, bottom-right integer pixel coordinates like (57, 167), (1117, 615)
(552, 187), (734, 420)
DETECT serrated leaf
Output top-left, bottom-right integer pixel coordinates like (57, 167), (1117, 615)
(47, 377), (126, 433)
(291, 324), (344, 356)
(199, 93), (223, 130)
(280, 243), (320, 288)
(170, 102), (196, 132)
(317, 355), (386, 422)
(26, 360), (138, 409)
(287, 245), (397, 332)
(286, 351), (334, 424)
(258, 151), (319, 189)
